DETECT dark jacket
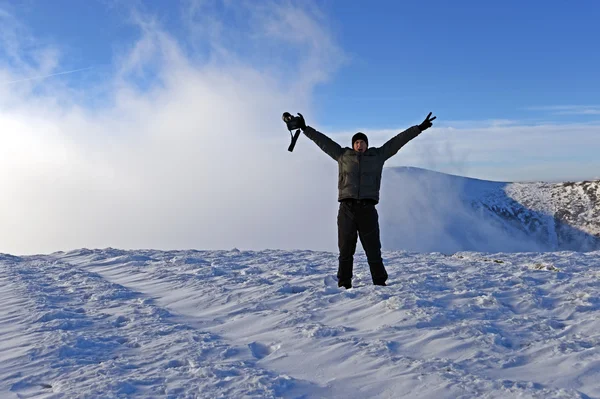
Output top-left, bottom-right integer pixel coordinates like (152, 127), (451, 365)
(303, 125), (422, 204)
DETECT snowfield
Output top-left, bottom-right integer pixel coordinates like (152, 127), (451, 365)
(2, 248), (600, 398)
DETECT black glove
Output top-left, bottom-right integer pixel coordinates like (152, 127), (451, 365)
(296, 113), (307, 130)
(282, 112), (306, 131)
(418, 112), (437, 132)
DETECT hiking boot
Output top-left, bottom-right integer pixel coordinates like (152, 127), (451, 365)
(338, 280), (352, 289)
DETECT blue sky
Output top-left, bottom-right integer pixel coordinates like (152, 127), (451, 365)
(319, 1), (600, 128)
(1, 0), (600, 254)
(6, 0), (599, 128)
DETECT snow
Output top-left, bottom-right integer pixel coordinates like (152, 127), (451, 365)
(379, 168), (600, 253)
(2, 248), (600, 398)
(1, 168), (599, 398)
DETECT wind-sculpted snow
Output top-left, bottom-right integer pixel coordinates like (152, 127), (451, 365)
(0, 252), (321, 398)
(2, 248), (599, 398)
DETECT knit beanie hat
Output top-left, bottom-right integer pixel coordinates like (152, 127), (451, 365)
(352, 132), (368, 147)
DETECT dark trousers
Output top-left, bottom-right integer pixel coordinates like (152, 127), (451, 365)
(337, 200), (388, 285)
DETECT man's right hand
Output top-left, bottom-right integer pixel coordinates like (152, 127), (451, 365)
(296, 113), (307, 130)
(283, 112), (307, 131)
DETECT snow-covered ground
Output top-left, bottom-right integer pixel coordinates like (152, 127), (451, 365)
(2, 248), (600, 398)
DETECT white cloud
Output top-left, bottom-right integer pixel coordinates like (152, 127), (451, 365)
(361, 121), (600, 182)
(0, 2), (343, 255)
(526, 105), (600, 115)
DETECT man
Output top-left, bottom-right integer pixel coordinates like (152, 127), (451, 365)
(285, 112), (436, 289)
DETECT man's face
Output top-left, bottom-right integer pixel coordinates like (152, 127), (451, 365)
(353, 140), (367, 153)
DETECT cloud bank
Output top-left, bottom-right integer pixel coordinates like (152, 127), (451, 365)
(361, 121), (600, 183)
(0, 2), (344, 255)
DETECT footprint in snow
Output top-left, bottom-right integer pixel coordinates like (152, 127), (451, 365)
(113, 315), (129, 327)
(248, 341), (280, 359)
(322, 276), (341, 294)
(277, 284), (307, 294)
(324, 275), (337, 287)
(164, 359), (185, 369)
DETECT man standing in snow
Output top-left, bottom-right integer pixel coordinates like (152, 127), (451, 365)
(285, 112), (436, 289)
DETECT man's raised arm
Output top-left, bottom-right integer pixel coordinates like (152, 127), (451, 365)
(302, 125), (344, 161)
(380, 112), (436, 161)
(287, 113), (343, 161)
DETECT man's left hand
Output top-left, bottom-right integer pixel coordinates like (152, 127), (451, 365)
(418, 112), (437, 132)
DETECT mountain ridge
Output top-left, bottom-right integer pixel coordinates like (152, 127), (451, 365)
(380, 167), (600, 253)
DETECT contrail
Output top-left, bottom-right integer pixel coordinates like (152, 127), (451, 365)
(1, 66), (94, 85)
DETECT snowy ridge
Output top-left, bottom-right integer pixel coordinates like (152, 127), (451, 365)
(380, 167), (600, 253)
(506, 180), (600, 245)
(2, 248), (600, 398)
